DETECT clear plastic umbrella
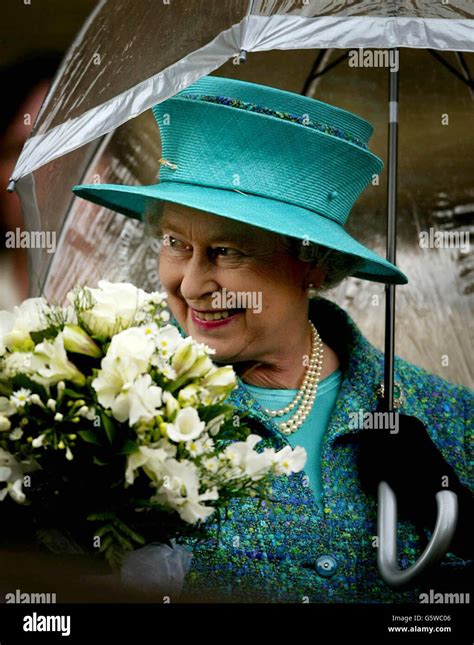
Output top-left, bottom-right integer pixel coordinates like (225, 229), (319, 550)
(8, 0), (474, 587)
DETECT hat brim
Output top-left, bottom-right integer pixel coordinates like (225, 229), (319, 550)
(72, 181), (408, 285)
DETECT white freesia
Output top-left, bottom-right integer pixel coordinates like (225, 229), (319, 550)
(32, 434), (47, 448)
(177, 384), (201, 408)
(62, 324), (101, 358)
(70, 281), (150, 337)
(9, 427), (23, 441)
(0, 416), (11, 432)
(184, 354), (214, 379)
(93, 356), (145, 410)
(0, 311), (13, 356)
(98, 373), (162, 425)
(0, 297), (48, 353)
(92, 326), (158, 413)
(202, 456), (219, 473)
(0, 396), (16, 417)
(125, 445), (170, 485)
(166, 407), (205, 443)
(0, 448), (38, 504)
(201, 366), (237, 395)
(223, 434), (274, 481)
(171, 339), (199, 377)
(205, 413), (226, 436)
(162, 391), (180, 419)
(154, 459), (219, 523)
(271, 445), (307, 475)
(31, 334), (85, 387)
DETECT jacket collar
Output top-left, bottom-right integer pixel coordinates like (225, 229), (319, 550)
(171, 297), (385, 445)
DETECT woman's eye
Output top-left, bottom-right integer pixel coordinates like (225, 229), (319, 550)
(163, 235), (187, 249)
(212, 247), (241, 258)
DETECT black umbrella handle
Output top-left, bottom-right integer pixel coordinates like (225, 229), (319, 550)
(384, 50), (400, 412)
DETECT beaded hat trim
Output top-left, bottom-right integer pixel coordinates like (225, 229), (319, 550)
(179, 92), (368, 151)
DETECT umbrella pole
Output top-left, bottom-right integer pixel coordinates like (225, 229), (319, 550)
(384, 50), (399, 412)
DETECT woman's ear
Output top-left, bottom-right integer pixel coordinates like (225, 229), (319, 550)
(307, 264), (327, 289)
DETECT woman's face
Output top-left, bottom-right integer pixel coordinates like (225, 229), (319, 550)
(158, 202), (317, 364)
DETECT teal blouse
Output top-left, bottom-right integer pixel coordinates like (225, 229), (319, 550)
(244, 368), (343, 509)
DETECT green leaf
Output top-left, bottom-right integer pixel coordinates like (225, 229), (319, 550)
(99, 535), (114, 552)
(63, 388), (87, 399)
(118, 440), (138, 455)
(78, 430), (103, 446)
(11, 374), (47, 398)
(198, 403), (235, 422)
(100, 412), (118, 445)
(114, 519), (146, 545)
(30, 327), (59, 344)
(87, 511), (117, 522)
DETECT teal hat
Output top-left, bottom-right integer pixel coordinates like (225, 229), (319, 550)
(73, 75), (407, 285)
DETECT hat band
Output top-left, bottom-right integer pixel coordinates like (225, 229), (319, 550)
(179, 92), (369, 151)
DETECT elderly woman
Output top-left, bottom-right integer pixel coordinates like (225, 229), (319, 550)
(73, 76), (472, 603)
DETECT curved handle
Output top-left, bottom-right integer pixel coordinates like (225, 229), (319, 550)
(377, 480), (458, 588)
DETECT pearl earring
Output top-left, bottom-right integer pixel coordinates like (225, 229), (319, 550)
(306, 283), (318, 299)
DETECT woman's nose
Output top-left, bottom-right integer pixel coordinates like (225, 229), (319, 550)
(179, 251), (219, 301)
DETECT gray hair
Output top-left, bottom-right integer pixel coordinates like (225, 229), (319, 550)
(144, 200), (363, 290)
(279, 235), (364, 290)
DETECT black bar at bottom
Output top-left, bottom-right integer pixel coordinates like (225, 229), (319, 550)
(0, 602), (472, 642)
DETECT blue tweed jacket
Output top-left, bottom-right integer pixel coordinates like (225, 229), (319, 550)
(177, 297), (473, 603)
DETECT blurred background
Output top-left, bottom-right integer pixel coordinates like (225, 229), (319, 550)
(0, 0), (96, 307)
(0, 0), (473, 387)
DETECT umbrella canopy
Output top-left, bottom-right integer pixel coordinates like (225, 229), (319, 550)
(9, 0), (474, 387)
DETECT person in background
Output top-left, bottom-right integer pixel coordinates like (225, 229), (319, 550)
(0, 55), (60, 308)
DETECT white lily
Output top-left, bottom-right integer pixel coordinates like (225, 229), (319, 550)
(31, 334), (85, 387)
(125, 445), (172, 485)
(99, 372), (163, 426)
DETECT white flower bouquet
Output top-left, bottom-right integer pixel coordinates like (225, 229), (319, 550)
(0, 281), (305, 568)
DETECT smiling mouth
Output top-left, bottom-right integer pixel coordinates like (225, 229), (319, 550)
(192, 308), (243, 321)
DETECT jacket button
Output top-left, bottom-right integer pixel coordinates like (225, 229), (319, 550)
(315, 554), (338, 578)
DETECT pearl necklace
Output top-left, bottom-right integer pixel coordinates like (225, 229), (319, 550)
(263, 322), (324, 435)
